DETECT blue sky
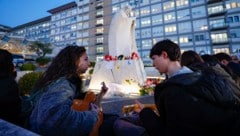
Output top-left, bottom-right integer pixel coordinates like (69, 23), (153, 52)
(0, 0), (74, 27)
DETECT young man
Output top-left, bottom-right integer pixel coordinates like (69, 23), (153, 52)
(137, 39), (240, 136)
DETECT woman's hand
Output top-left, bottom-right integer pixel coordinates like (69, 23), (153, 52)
(134, 100), (145, 113)
(100, 82), (108, 96)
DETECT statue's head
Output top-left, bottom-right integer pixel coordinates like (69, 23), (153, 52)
(123, 5), (132, 17)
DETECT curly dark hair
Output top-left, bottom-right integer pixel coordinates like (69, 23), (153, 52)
(0, 49), (14, 78)
(34, 46), (86, 91)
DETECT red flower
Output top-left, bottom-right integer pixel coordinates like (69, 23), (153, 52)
(104, 55), (112, 61)
(131, 52), (139, 59)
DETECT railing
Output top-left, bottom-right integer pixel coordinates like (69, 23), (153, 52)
(208, 8), (226, 16)
(210, 22), (228, 30)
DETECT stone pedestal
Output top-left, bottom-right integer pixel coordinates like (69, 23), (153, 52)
(88, 59), (146, 97)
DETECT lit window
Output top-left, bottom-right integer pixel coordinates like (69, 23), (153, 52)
(165, 25), (177, 33)
(176, 0), (189, 8)
(151, 3), (162, 14)
(96, 27), (104, 34)
(140, 7), (150, 16)
(151, 14), (163, 25)
(141, 17), (151, 27)
(96, 46), (104, 53)
(163, 1), (175, 11)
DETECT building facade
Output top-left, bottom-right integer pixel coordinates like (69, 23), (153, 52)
(7, 0), (240, 64)
(9, 16), (51, 43)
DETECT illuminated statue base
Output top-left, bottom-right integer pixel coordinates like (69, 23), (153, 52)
(88, 59), (146, 98)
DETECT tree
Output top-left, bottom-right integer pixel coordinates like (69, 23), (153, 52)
(28, 41), (52, 57)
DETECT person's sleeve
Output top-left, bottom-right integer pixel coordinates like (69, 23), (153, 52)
(33, 80), (98, 136)
(139, 108), (164, 136)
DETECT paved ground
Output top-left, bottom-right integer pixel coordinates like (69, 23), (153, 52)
(102, 95), (154, 117)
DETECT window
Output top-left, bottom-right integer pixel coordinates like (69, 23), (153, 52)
(140, 6), (150, 16)
(96, 27), (104, 34)
(152, 26), (163, 37)
(192, 6), (206, 18)
(226, 0), (240, 9)
(230, 28), (240, 38)
(135, 30), (141, 39)
(208, 5), (224, 15)
(142, 39), (152, 49)
(227, 15), (240, 23)
(234, 16), (240, 22)
(193, 19), (208, 31)
(96, 46), (104, 53)
(112, 4), (120, 13)
(151, 3), (162, 14)
(190, 0), (204, 6)
(209, 19), (225, 28)
(177, 9), (190, 21)
(83, 14), (89, 20)
(96, 18), (104, 25)
(151, 14), (163, 25)
(141, 17), (151, 27)
(71, 25), (77, 30)
(194, 34), (206, 41)
(176, 0), (189, 8)
(164, 12), (176, 23)
(82, 30), (89, 37)
(179, 35), (193, 44)
(165, 24), (177, 34)
(141, 28), (151, 38)
(211, 33), (228, 43)
(82, 22), (89, 29)
(178, 21), (192, 33)
(112, 0), (119, 4)
(96, 37), (104, 43)
(163, 1), (175, 11)
(82, 38), (89, 46)
(96, 9), (104, 16)
(227, 17), (234, 23)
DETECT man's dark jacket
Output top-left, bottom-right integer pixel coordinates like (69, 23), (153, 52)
(139, 71), (240, 136)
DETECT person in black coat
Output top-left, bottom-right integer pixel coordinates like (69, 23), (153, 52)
(0, 49), (22, 126)
(136, 40), (240, 136)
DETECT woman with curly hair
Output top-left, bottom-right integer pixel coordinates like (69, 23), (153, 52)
(0, 49), (22, 126)
(29, 46), (116, 136)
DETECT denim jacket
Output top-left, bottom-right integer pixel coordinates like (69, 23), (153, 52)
(29, 77), (98, 136)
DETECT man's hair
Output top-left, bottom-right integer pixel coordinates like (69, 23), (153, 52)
(150, 39), (181, 61)
(34, 45), (86, 90)
(181, 50), (204, 67)
(214, 52), (232, 62)
(0, 49), (14, 78)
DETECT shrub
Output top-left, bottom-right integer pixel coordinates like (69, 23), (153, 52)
(18, 72), (43, 95)
(36, 57), (50, 66)
(19, 63), (36, 71)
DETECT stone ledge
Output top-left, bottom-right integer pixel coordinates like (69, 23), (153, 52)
(102, 95), (154, 116)
(0, 119), (39, 136)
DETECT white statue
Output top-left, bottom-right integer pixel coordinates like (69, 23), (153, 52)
(108, 5), (138, 57)
(88, 6), (146, 97)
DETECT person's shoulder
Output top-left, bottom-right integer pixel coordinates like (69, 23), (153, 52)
(155, 72), (201, 92)
(47, 77), (76, 90)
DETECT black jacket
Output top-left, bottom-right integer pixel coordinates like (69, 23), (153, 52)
(140, 71), (240, 136)
(0, 77), (22, 126)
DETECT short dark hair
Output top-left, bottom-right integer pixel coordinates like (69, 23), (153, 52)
(150, 39), (181, 61)
(214, 52), (232, 62)
(181, 50), (204, 67)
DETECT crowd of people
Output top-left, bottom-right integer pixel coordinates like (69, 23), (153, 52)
(0, 39), (240, 136)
